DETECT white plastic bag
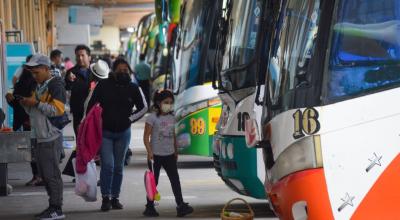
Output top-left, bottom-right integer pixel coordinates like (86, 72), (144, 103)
(72, 159), (97, 202)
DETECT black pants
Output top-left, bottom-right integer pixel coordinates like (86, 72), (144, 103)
(146, 154), (184, 207)
(72, 115), (82, 138)
(31, 139), (38, 177)
(62, 150), (76, 177)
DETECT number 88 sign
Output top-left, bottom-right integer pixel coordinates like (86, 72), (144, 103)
(190, 118), (206, 135)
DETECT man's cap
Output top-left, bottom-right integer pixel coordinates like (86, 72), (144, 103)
(25, 54), (51, 67)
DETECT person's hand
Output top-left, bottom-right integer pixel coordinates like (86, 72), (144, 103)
(5, 93), (14, 103)
(20, 96), (38, 107)
(147, 152), (154, 161)
(174, 151), (178, 161)
(68, 73), (76, 82)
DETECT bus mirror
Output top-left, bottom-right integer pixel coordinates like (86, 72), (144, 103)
(295, 70), (310, 88)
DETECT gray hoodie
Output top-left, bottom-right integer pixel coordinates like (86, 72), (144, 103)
(24, 77), (66, 143)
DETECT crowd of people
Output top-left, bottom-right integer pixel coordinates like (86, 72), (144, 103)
(4, 45), (193, 220)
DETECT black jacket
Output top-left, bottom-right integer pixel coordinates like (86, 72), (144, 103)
(65, 65), (91, 120)
(8, 69), (36, 130)
(88, 75), (148, 132)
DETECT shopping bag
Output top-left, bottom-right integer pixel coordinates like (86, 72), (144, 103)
(72, 159), (97, 202)
(144, 160), (160, 201)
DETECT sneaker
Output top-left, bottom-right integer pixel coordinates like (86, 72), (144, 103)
(26, 177), (43, 186)
(111, 198), (124, 210)
(34, 207), (50, 218)
(176, 203), (194, 217)
(25, 177), (36, 186)
(143, 205), (159, 217)
(101, 197), (111, 212)
(34, 178), (45, 186)
(37, 207), (65, 220)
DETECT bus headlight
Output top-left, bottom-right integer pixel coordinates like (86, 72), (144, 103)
(221, 142), (227, 159)
(269, 135), (323, 183)
(213, 136), (222, 155)
(227, 143), (234, 159)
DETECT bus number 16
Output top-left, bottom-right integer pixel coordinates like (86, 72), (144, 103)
(293, 108), (321, 139)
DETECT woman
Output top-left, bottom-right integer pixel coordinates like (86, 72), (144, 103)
(88, 58), (148, 211)
(62, 59), (110, 179)
(5, 59), (43, 186)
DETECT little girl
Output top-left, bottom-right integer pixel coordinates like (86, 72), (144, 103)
(142, 90), (194, 217)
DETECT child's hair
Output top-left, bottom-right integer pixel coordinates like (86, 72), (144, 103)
(153, 89), (174, 116)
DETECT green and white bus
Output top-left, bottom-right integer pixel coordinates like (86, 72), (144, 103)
(173, 0), (222, 156)
(212, 0), (274, 199)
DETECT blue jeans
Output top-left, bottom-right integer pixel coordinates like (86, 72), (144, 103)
(100, 128), (131, 198)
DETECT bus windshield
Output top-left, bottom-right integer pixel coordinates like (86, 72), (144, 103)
(175, 0), (215, 92)
(220, 0), (262, 91)
(326, 0), (400, 100)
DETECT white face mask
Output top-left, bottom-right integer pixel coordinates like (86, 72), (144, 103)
(161, 104), (173, 113)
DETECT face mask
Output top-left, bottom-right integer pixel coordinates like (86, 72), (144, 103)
(115, 72), (131, 83)
(161, 104), (173, 113)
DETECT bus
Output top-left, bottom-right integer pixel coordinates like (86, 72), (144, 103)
(135, 13), (156, 66)
(212, 0), (273, 199)
(127, 30), (138, 69)
(150, 0), (181, 97)
(173, 0), (222, 156)
(249, 0), (400, 219)
(150, 34), (170, 95)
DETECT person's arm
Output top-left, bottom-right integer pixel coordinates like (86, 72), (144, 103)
(174, 131), (178, 160)
(12, 76), (18, 86)
(143, 122), (154, 161)
(64, 69), (76, 90)
(5, 93), (16, 106)
(129, 85), (148, 123)
(36, 79), (66, 117)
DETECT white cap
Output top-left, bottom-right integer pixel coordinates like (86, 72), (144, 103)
(90, 60), (110, 79)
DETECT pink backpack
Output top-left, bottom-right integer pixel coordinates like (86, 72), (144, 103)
(144, 161), (160, 201)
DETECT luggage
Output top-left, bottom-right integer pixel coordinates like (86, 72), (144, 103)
(72, 158), (97, 202)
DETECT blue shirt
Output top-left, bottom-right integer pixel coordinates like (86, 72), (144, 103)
(134, 61), (151, 81)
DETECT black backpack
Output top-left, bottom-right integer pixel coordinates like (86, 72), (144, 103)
(48, 112), (71, 130)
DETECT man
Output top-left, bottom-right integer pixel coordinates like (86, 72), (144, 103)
(20, 54), (66, 220)
(65, 45), (92, 136)
(134, 54), (151, 105)
(50, 49), (65, 78)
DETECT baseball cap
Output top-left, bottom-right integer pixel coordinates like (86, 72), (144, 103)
(25, 54), (51, 67)
(90, 59), (110, 79)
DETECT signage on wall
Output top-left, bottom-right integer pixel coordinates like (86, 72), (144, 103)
(5, 43), (34, 127)
(69, 6), (103, 26)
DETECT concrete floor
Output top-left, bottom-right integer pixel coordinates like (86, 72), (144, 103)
(0, 119), (278, 220)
